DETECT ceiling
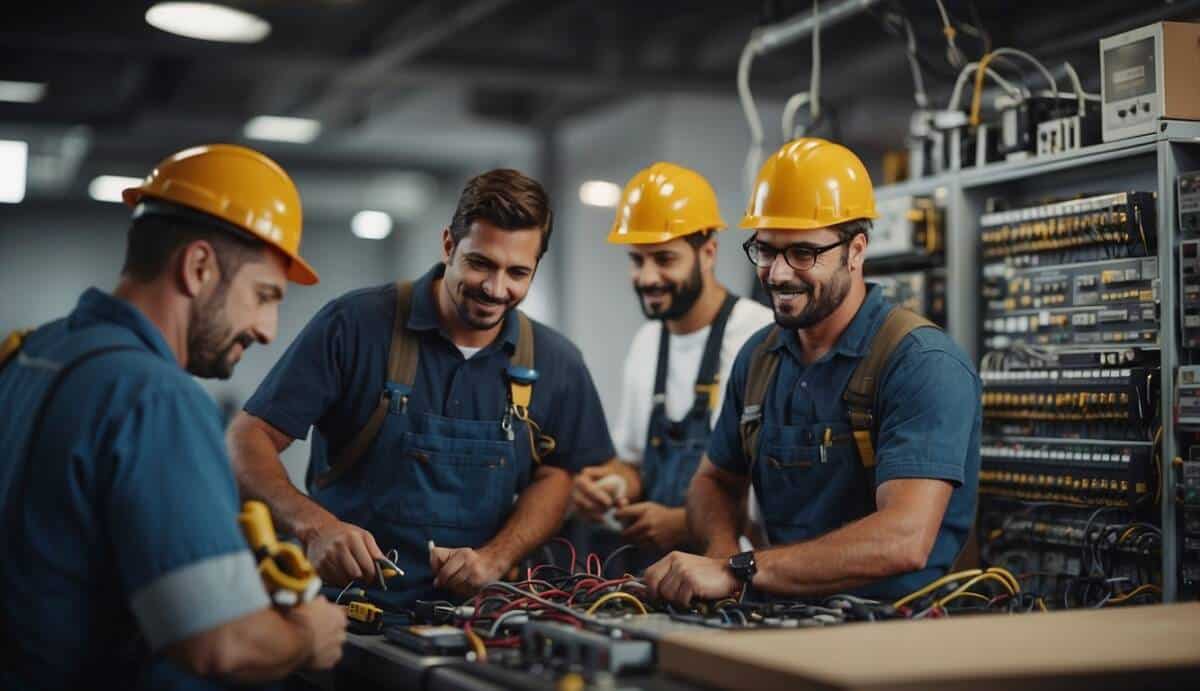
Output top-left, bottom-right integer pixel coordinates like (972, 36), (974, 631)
(3, 0), (1199, 210)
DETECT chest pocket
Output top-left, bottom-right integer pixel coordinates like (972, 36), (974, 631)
(755, 421), (858, 532)
(372, 421), (519, 531)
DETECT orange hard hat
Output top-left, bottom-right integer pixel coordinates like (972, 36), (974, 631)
(741, 138), (878, 231)
(607, 162), (726, 244)
(123, 144), (318, 285)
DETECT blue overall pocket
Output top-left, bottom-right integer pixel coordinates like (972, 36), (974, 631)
(386, 431), (516, 530)
(755, 421), (856, 538)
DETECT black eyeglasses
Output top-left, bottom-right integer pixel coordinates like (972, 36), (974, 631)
(742, 237), (848, 271)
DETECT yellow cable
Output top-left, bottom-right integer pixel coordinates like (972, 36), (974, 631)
(1106, 584), (1162, 605)
(939, 591), (991, 607)
(1036, 598), (1048, 612)
(893, 569), (983, 609)
(969, 52), (996, 127)
(933, 573), (1016, 610)
(585, 591), (648, 615)
(1118, 526), (1139, 544)
(464, 627), (487, 663)
(985, 566), (1020, 594)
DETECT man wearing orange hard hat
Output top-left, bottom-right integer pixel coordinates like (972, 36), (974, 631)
(643, 139), (981, 605)
(571, 163), (772, 565)
(0, 144), (346, 689)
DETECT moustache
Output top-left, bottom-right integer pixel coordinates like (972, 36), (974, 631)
(232, 332), (255, 350)
(465, 286), (508, 306)
(635, 284), (674, 297)
(765, 281), (813, 294)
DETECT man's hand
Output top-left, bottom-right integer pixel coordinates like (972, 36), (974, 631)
(571, 466), (626, 520)
(304, 519), (385, 586)
(643, 551), (739, 607)
(286, 596), (348, 670)
(616, 502), (689, 551)
(430, 546), (507, 598)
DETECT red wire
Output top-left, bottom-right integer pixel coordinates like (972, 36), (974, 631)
(484, 636), (521, 647)
(586, 553), (602, 576)
(552, 537), (577, 573)
(585, 577), (634, 596)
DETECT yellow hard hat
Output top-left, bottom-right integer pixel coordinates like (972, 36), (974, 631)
(740, 138), (878, 231)
(123, 144), (319, 285)
(607, 162), (726, 244)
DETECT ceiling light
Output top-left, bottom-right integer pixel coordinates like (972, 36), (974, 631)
(145, 2), (271, 44)
(352, 210), (393, 240)
(0, 140), (28, 203)
(0, 80), (46, 104)
(244, 115), (322, 144)
(89, 175), (143, 203)
(579, 180), (622, 208)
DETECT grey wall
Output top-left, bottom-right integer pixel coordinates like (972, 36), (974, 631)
(554, 94), (782, 424)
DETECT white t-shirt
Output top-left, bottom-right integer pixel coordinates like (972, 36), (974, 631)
(611, 297), (775, 466)
(457, 345), (483, 360)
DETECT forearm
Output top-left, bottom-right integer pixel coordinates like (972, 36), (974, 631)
(687, 472), (742, 559)
(753, 509), (932, 597)
(483, 465), (572, 569)
(227, 413), (335, 542)
(169, 608), (309, 683)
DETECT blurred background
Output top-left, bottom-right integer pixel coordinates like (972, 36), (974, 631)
(1, 0), (1195, 481)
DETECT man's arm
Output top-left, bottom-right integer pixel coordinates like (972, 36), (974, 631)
(753, 478), (952, 595)
(165, 598), (346, 683)
(645, 478), (952, 605)
(431, 464), (572, 595)
(687, 457), (748, 559)
(227, 412), (383, 585)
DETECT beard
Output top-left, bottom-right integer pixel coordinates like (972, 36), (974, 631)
(634, 258), (703, 321)
(764, 250), (853, 330)
(453, 282), (513, 330)
(187, 284), (253, 380)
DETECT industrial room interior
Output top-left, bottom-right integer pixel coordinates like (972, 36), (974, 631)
(3, 1), (1200, 689)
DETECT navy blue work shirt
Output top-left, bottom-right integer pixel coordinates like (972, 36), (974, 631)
(708, 284), (981, 600)
(0, 289), (270, 691)
(245, 263), (614, 487)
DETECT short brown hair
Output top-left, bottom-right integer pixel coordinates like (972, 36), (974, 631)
(122, 200), (263, 283)
(448, 169), (554, 259)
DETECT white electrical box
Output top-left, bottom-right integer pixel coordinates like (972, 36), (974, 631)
(1100, 21), (1200, 142)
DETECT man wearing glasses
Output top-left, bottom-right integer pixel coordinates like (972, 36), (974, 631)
(643, 138), (981, 605)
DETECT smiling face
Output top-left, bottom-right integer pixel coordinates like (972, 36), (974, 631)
(187, 248), (287, 379)
(626, 236), (713, 321)
(440, 218), (540, 330)
(753, 227), (863, 331)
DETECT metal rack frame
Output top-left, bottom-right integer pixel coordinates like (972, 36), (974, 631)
(875, 119), (1200, 601)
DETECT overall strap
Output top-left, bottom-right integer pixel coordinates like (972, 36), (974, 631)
(315, 281), (418, 489)
(843, 307), (937, 469)
(738, 326), (782, 466)
(691, 292), (739, 416)
(651, 322), (670, 410)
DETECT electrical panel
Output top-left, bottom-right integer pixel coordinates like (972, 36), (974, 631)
(977, 190), (1163, 607)
(873, 270), (947, 327)
(868, 196), (947, 327)
(868, 195), (944, 260)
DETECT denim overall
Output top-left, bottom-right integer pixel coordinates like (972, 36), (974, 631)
(310, 343), (536, 608)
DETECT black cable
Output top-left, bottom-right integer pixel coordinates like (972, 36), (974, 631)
(600, 544), (637, 578)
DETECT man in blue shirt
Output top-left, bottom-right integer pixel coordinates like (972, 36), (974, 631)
(229, 169), (615, 604)
(644, 139), (981, 604)
(0, 144), (347, 690)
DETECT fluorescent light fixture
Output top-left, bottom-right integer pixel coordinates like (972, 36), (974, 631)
(145, 2), (271, 43)
(0, 80), (46, 103)
(351, 210), (393, 240)
(579, 180), (621, 207)
(89, 175), (143, 203)
(243, 115), (322, 144)
(0, 140), (28, 203)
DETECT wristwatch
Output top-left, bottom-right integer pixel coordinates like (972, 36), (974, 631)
(728, 550), (757, 585)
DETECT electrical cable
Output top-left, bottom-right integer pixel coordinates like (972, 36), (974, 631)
(600, 544), (636, 577)
(585, 591), (649, 615)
